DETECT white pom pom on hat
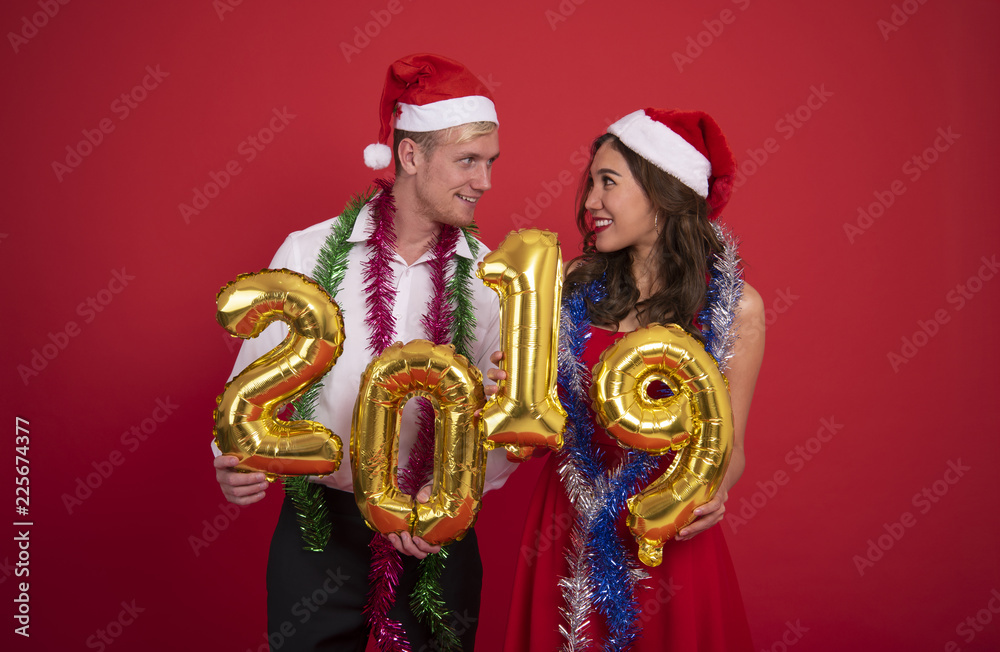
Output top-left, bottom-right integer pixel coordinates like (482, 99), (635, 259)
(363, 143), (393, 170)
(364, 53), (498, 170)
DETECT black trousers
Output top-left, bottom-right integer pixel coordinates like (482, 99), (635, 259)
(265, 487), (482, 651)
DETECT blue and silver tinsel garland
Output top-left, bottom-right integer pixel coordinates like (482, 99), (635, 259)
(701, 222), (744, 373)
(555, 226), (744, 651)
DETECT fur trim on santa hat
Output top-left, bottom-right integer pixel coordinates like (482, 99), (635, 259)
(608, 108), (735, 220)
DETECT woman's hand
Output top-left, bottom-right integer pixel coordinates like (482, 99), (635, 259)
(676, 488), (729, 541)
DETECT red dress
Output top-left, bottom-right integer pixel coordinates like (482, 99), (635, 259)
(504, 326), (754, 651)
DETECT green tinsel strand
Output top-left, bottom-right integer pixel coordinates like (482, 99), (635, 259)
(407, 227), (483, 648)
(447, 229), (481, 359)
(313, 186), (376, 293)
(411, 547), (461, 651)
(280, 476), (331, 552)
(291, 187), (374, 423)
(281, 186), (378, 553)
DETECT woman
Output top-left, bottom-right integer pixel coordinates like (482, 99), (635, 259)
(500, 109), (765, 651)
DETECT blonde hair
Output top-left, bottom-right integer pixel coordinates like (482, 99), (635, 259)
(393, 121), (497, 172)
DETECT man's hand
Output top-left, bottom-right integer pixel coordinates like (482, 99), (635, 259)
(484, 350), (505, 397)
(214, 455), (269, 506)
(384, 484), (441, 559)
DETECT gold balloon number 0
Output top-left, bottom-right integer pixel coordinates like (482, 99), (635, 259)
(351, 341), (486, 546)
(214, 270), (346, 478)
(591, 324), (734, 567)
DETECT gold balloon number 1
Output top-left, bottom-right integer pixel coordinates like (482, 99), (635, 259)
(477, 229), (567, 460)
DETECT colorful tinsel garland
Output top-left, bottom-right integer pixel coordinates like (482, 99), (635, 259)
(284, 179), (478, 651)
(555, 227), (744, 651)
(363, 187), (466, 652)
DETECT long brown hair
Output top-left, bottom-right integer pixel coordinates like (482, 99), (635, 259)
(566, 133), (723, 337)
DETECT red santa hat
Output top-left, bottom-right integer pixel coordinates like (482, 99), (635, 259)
(607, 108), (735, 220)
(363, 53), (499, 170)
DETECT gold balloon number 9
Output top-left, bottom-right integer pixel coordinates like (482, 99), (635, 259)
(214, 269), (345, 478)
(591, 324), (733, 567)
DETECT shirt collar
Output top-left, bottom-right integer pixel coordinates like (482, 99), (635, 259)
(348, 196), (474, 260)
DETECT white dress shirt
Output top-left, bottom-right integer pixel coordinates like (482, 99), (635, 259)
(214, 201), (518, 493)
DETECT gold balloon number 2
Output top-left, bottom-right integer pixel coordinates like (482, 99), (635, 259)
(213, 270), (346, 477)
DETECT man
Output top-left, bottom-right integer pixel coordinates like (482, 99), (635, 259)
(213, 53), (517, 651)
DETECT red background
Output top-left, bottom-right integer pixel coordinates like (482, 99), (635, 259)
(4, 1), (999, 650)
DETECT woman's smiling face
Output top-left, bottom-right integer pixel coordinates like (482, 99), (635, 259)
(585, 142), (658, 256)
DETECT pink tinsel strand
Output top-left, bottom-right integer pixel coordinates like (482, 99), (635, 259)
(366, 536), (413, 652)
(364, 178), (399, 356)
(363, 177), (410, 651)
(361, 200), (461, 650)
(399, 402), (439, 495)
(400, 226), (459, 494)
(419, 226), (459, 345)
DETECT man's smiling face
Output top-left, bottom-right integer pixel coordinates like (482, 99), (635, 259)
(412, 128), (500, 228)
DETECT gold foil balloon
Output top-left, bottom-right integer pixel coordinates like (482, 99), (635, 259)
(213, 269), (345, 478)
(590, 324), (733, 566)
(477, 229), (566, 461)
(352, 340), (486, 546)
